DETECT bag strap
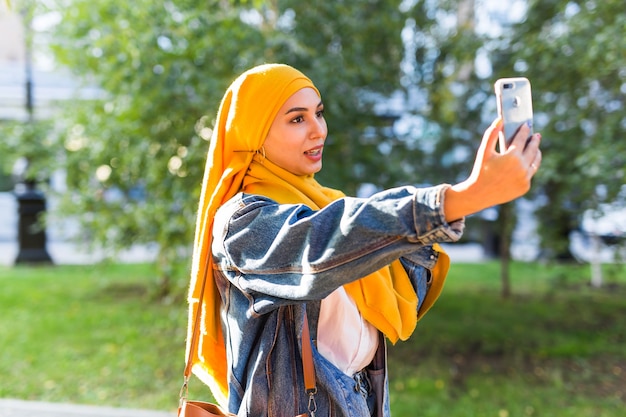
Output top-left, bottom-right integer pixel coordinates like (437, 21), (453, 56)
(183, 259), (211, 380)
(181, 259), (317, 401)
(300, 310), (316, 393)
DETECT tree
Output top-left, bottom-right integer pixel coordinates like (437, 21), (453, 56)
(40, 0), (407, 293)
(400, 0), (524, 297)
(402, 0), (625, 278)
(23, 0), (623, 296)
(41, 0), (272, 293)
(504, 0), (626, 261)
(270, 0), (407, 192)
(0, 0), (56, 186)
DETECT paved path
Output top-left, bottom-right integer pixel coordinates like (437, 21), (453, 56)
(0, 399), (176, 417)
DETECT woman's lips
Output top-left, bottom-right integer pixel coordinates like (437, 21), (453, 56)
(304, 145), (323, 156)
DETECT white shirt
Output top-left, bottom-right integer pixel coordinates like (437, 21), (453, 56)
(317, 286), (379, 376)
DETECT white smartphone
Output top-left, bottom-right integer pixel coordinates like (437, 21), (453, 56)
(494, 77), (534, 151)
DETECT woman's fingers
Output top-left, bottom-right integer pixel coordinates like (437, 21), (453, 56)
(504, 124), (542, 181)
(506, 122), (532, 153)
(527, 138), (543, 178)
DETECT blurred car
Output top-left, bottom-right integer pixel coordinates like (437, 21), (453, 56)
(570, 203), (626, 263)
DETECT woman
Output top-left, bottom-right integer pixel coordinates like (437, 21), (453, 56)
(185, 63), (542, 416)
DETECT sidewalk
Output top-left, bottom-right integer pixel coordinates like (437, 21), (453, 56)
(0, 399), (176, 417)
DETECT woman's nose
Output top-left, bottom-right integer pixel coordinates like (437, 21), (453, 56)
(311, 118), (327, 140)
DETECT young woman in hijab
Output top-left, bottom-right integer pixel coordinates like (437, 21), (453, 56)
(184, 64), (542, 417)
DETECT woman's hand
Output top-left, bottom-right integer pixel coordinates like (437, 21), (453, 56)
(444, 118), (542, 222)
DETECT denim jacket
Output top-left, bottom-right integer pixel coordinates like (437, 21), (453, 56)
(211, 184), (464, 417)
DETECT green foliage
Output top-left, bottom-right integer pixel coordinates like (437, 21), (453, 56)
(496, 0), (626, 258)
(0, 1), (56, 190)
(44, 0), (272, 278)
(397, 0), (520, 269)
(273, 0), (408, 192)
(36, 0), (409, 287)
(401, 0), (493, 186)
(8, 0), (625, 282)
(0, 120), (57, 184)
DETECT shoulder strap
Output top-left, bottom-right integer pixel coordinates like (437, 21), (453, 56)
(300, 309), (316, 392)
(183, 259), (210, 379)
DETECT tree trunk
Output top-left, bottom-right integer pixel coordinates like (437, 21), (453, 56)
(498, 202), (515, 298)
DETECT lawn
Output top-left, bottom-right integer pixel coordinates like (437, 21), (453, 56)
(388, 262), (626, 417)
(1, 261), (624, 416)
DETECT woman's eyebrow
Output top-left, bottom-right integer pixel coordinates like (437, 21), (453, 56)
(284, 100), (324, 115)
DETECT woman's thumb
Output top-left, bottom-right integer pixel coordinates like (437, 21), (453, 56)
(481, 118), (503, 153)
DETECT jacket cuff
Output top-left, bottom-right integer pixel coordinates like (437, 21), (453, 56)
(412, 184), (464, 244)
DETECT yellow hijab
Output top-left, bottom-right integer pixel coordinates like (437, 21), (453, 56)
(186, 63), (450, 407)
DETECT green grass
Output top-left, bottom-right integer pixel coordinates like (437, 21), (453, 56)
(389, 261), (626, 417)
(1, 261), (625, 416)
(0, 263), (190, 412)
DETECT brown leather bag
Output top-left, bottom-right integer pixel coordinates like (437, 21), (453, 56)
(178, 264), (317, 417)
(178, 401), (234, 417)
(180, 400), (309, 417)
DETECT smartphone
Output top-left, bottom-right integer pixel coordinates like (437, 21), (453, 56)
(494, 77), (533, 151)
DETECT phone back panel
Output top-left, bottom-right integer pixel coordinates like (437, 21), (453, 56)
(495, 77), (533, 149)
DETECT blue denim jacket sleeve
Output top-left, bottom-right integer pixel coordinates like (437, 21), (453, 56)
(212, 184), (464, 313)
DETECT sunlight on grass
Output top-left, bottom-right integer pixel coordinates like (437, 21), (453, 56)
(388, 261), (626, 417)
(0, 263), (192, 411)
(1, 261), (624, 415)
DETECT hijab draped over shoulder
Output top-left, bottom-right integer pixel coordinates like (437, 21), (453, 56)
(186, 63), (449, 406)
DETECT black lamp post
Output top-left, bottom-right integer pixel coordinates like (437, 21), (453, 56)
(13, 5), (52, 265)
(14, 179), (53, 264)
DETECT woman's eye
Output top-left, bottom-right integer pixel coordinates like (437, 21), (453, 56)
(316, 109), (325, 118)
(291, 116), (304, 123)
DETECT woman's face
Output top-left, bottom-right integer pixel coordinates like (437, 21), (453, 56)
(263, 87), (327, 176)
